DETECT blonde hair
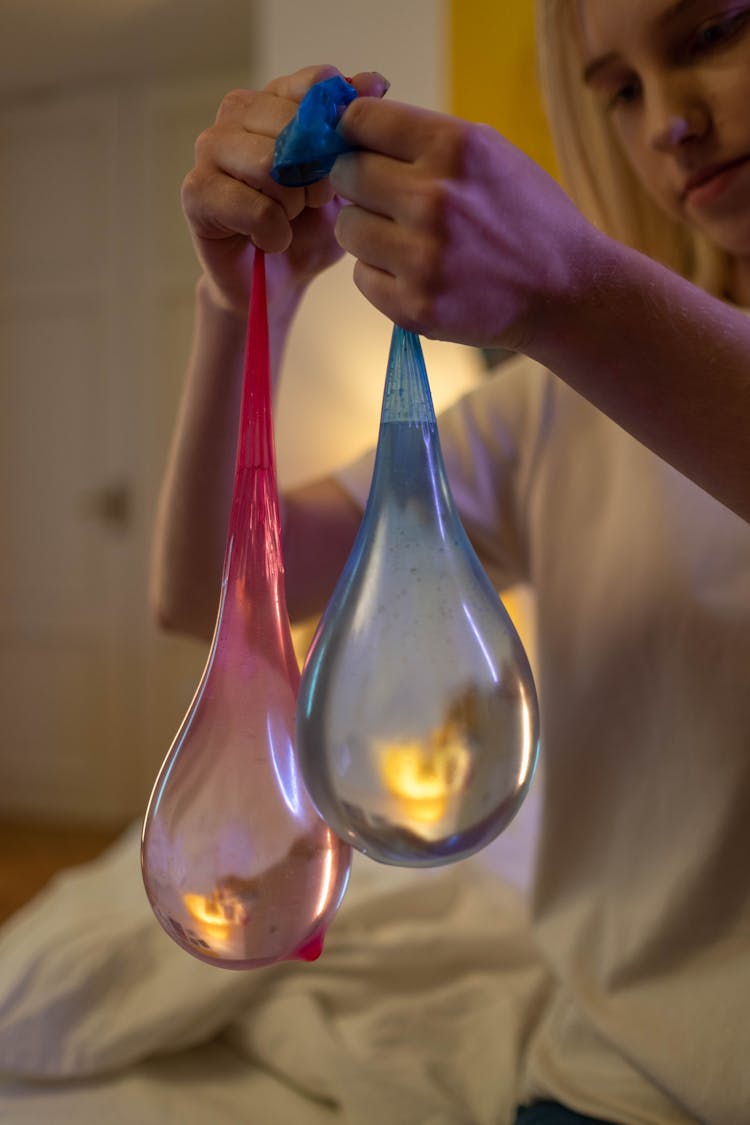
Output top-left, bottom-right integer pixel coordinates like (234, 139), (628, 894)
(534, 0), (730, 296)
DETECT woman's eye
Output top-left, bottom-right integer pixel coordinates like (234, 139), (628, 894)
(689, 10), (750, 55)
(607, 78), (642, 111)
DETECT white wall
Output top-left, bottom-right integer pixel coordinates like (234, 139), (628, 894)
(255, 0), (447, 105)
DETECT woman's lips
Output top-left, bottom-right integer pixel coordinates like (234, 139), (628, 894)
(683, 155), (750, 208)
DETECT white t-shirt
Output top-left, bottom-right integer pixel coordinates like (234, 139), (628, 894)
(336, 356), (750, 1125)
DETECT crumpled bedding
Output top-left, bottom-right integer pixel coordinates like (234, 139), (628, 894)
(0, 816), (549, 1125)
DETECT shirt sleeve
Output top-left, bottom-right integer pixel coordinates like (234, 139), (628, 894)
(333, 354), (552, 592)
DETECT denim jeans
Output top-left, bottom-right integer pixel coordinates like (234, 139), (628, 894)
(514, 1102), (622, 1125)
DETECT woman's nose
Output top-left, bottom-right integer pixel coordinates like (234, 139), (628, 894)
(650, 103), (710, 152)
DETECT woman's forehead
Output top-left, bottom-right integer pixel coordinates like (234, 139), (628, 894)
(577, 0), (639, 53)
(578, 0), (711, 55)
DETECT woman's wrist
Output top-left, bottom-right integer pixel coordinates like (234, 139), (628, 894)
(194, 262), (308, 389)
(195, 273), (249, 327)
(523, 226), (625, 372)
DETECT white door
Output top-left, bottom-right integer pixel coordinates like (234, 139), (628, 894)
(0, 74), (246, 825)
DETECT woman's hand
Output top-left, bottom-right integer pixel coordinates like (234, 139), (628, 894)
(181, 64), (390, 318)
(331, 98), (598, 353)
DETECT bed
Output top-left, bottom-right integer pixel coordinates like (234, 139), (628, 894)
(0, 801), (545, 1125)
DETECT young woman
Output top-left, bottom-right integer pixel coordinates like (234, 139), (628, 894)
(152, 2), (750, 1121)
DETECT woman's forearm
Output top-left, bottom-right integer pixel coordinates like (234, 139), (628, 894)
(331, 100), (749, 520)
(150, 275), (305, 640)
(528, 235), (750, 523)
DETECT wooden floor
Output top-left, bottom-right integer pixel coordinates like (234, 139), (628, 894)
(0, 820), (125, 924)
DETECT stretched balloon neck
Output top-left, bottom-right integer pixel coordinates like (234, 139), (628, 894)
(236, 250), (274, 472)
(221, 249), (286, 593)
(381, 327), (436, 425)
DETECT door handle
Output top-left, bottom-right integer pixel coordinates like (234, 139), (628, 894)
(82, 481), (133, 531)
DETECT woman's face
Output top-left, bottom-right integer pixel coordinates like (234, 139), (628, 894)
(579, 0), (750, 261)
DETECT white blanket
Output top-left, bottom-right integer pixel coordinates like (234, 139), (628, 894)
(0, 820), (548, 1124)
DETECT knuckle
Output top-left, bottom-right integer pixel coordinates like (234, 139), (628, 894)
(192, 125), (217, 164)
(216, 88), (254, 120)
(410, 177), (450, 234)
(254, 193), (294, 251)
(180, 166), (203, 216)
(255, 189), (280, 225)
(402, 289), (438, 335)
(333, 210), (354, 254)
(407, 238), (442, 291)
(423, 117), (467, 175)
(266, 64), (340, 102)
(311, 63), (340, 83)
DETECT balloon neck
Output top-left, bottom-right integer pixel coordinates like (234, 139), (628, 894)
(212, 246), (294, 661)
(381, 327), (436, 425)
(235, 250), (274, 472)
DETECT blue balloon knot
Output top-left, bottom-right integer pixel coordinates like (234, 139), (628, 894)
(271, 75), (358, 187)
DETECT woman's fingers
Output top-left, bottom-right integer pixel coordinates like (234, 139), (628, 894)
(339, 97), (463, 166)
(348, 70), (391, 99)
(182, 167), (295, 253)
(196, 121), (303, 211)
(181, 64), (392, 312)
(263, 63), (388, 102)
(264, 63), (343, 103)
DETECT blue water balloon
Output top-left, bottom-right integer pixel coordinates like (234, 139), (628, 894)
(296, 328), (540, 866)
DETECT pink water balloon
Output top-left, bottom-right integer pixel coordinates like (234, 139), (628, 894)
(141, 251), (351, 968)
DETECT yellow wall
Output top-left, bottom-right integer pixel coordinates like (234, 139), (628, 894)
(450, 0), (556, 177)
(449, 1), (543, 662)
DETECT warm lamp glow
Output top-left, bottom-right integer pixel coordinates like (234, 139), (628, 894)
(183, 886), (249, 938)
(378, 713), (472, 826)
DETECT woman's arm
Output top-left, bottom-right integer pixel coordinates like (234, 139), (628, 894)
(332, 97), (750, 522)
(530, 235), (750, 524)
(150, 66), (386, 640)
(150, 282), (247, 639)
